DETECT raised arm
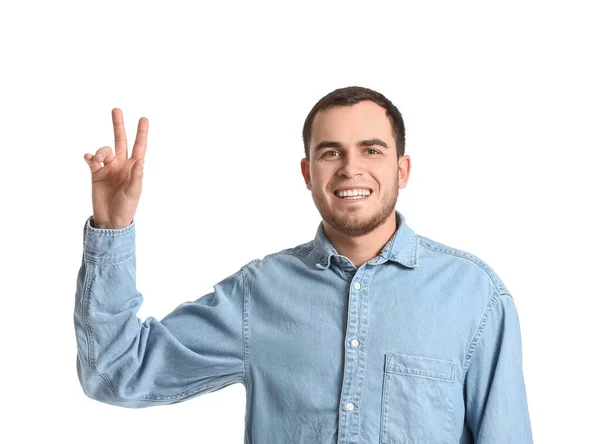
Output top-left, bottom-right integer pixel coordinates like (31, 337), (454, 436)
(75, 110), (248, 408)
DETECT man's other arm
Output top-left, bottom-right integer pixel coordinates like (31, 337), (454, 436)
(463, 292), (534, 442)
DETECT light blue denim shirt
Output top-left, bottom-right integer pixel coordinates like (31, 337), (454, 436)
(74, 210), (533, 443)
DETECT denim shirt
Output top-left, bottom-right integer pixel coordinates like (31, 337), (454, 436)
(74, 210), (533, 443)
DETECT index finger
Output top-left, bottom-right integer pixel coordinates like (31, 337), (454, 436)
(131, 116), (149, 160)
(112, 108), (128, 159)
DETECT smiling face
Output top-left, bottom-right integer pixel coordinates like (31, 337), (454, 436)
(301, 100), (411, 237)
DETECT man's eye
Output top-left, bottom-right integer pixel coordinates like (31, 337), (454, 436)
(366, 149), (380, 155)
(324, 151), (340, 157)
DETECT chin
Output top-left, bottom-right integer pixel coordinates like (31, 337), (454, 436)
(324, 210), (389, 237)
(313, 191), (397, 237)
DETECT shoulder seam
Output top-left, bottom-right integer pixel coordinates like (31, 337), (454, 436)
(461, 292), (513, 382)
(417, 237), (508, 295)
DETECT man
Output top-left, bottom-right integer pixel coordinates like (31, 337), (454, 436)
(75, 86), (533, 443)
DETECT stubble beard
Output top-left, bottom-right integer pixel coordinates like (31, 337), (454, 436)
(314, 185), (399, 237)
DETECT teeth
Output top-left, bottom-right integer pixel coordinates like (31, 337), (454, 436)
(335, 189), (371, 198)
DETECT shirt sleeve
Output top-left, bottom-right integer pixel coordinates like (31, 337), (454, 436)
(463, 292), (534, 442)
(74, 216), (247, 408)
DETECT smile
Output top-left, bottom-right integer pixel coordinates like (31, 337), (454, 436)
(334, 188), (372, 200)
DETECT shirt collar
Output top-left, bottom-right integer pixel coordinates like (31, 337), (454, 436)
(313, 210), (420, 270)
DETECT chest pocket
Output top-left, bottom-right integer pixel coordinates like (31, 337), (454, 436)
(380, 353), (456, 444)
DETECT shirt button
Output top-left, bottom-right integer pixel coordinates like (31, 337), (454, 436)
(353, 282), (361, 290)
(351, 339), (359, 348)
(346, 402), (355, 411)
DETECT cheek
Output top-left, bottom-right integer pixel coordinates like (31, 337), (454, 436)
(310, 170), (333, 191)
(377, 165), (400, 184)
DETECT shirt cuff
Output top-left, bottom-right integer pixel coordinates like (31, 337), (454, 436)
(83, 215), (136, 263)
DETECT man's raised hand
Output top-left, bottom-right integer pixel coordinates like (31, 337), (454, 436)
(83, 108), (148, 229)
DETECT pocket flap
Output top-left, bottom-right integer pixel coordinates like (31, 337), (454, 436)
(385, 353), (455, 381)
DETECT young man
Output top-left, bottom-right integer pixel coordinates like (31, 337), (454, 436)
(76, 86), (533, 443)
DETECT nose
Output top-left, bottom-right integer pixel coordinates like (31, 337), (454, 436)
(336, 152), (364, 179)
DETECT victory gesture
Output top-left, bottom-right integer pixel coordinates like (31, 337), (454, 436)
(83, 108), (148, 229)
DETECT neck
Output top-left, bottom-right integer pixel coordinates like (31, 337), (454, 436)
(323, 211), (398, 267)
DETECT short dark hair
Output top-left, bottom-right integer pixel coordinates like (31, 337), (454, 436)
(302, 86), (406, 159)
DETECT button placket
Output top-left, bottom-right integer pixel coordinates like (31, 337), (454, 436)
(337, 266), (372, 443)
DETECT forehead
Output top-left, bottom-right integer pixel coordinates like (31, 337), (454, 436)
(310, 101), (394, 148)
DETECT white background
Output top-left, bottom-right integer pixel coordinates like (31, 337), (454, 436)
(1, 0), (598, 442)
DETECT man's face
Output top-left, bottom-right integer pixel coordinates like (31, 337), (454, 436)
(301, 100), (411, 237)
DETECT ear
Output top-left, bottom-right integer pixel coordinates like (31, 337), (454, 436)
(398, 155), (411, 189)
(300, 157), (312, 190)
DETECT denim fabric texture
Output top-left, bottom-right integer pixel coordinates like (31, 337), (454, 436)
(74, 210), (533, 443)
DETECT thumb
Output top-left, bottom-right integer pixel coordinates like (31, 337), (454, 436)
(124, 158), (144, 196)
(134, 157), (145, 172)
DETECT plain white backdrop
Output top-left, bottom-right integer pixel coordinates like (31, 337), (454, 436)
(1, 0), (598, 442)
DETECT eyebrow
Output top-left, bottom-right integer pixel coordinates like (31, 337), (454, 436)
(313, 138), (389, 152)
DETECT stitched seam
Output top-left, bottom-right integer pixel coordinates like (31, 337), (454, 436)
(444, 371), (455, 444)
(501, 292), (515, 301)
(385, 371), (454, 382)
(87, 230), (132, 238)
(139, 376), (245, 401)
(242, 265), (251, 389)
(83, 262), (120, 400)
(387, 233), (420, 268)
(461, 291), (502, 382)
(390, 354), (454, 365)
(85, 217), (135, 236)
(418, 239), (507, 295)
(82, 264), (95, 373)
(84, 251), (135, 266)
(414, 233), (420, 264)
(83, 217), (136, 265)
(381, 369), (390, 442)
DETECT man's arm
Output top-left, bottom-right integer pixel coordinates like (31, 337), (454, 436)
(463, 292), (533, 442)
(74, 216), (247, 408)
